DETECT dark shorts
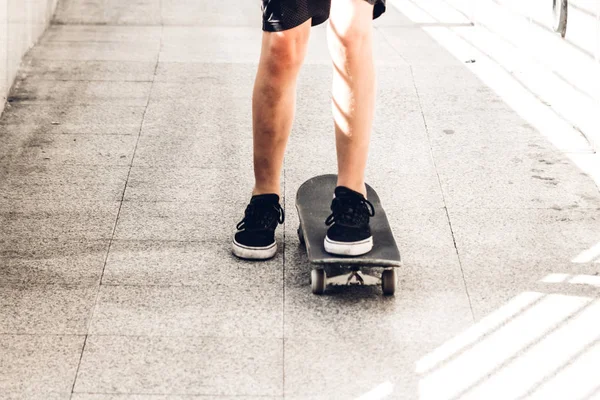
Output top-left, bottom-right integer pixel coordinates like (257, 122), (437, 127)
(261, 0), (386, 32)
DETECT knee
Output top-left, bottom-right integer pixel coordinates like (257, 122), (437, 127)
(327, 1), (373, 56)
(262, 29), (309, 75)
(328, 21), (371, 56)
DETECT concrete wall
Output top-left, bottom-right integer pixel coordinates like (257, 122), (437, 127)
(0, 0), (58, 114)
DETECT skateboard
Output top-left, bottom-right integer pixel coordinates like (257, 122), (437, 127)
(296, 174), (402, 295)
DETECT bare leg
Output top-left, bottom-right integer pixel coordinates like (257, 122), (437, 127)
(328, 0), (376, 197)
(252, 20), (312, 196)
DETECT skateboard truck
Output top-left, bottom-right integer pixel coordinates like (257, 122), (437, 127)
(311, 267), (397, 295)
(327, 269), (380, 287)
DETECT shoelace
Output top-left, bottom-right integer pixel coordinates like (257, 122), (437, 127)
(325, 196), (375, 227)
(236, 202), (285, 231)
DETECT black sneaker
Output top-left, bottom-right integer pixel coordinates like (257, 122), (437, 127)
(232, 194), (285, 260)
(324, 186), (375, 256)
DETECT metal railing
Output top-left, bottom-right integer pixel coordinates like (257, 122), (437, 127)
(552, 0), (569, 37)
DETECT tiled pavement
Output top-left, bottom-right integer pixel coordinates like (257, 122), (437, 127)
(1, 0), (599, 399)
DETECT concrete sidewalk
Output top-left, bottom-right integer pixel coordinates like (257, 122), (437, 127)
(1, 0), (599, 399)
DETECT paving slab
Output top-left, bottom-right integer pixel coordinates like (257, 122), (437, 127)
(0, 334), (84, 396)
(0, 104), (146, 135)
(74, 335), (284, 396)
(113, 201), (264, 242)
(29, 41), (160, 63)
(160, 27), (262, 64)
(55, 0), (162, 25)
(385, 207), (467, 291)
(10, 80), (152, 106)
(283, 279), (472, 342)
(160, 0), (262, 27)
(0, 199), (120, 240)
(522, 337), (600, 400)
(90, 284), (283, 337)
(41, 25), (163, 45)
(375, 66), (421, 106)
(429, 132), (600, 209)
(410, 64), (490, 89)
(124, 167), (253, 203)
(3, 392), (71, 400)
(417, 294), (600, 400)
(369, 169), (445, 209)
(139, 106), (252, 137)
(417, 85), (516, 117)
(425, 113), (593, 155)
(284, 337), (437, 399)
(373, 99), (429, 131)
(437, 163), (600, 209)
(0, 164), (128, 201)
(102, 240), (282, 287)
(20, 59), (157, 82)
(0, 131), (138, 166)
(150, 81), (253, 102)
(133, 133), (253, 168)
(150, 81), (254, 109)
(371, 113), (432, 158)
(424, 114), (562, 146)
(0, 286), (96, 334)
(0, 238), (109, 286)
(421, 107), (539, 139)
(140, 95), (252, 136)
(449, 208), (600, 269)
(154, 61), (257, 83)
(378, 26), (465, 66)
(447, 208), (600, 320)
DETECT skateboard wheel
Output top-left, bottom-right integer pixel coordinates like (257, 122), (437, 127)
(381, 269), (397, 296)
(297, 226), (305, 245)
(311, 269), (327, 295)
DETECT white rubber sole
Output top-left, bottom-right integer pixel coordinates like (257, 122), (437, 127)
(232, 239), (277, 260)
(324, 236), (373, 256)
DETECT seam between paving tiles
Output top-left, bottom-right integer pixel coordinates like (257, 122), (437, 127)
(410, 64), (476, 321)
(65, 23), (165, 399)
(377, 26), (476, 321)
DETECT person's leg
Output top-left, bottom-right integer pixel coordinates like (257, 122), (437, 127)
(323, 0), (377, 256)
(252, 19), (312, 196)
(232, 19), (311, 260)
(328, 0), (376, 197)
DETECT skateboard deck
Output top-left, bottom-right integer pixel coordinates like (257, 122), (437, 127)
(296, 174), (402, 295)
